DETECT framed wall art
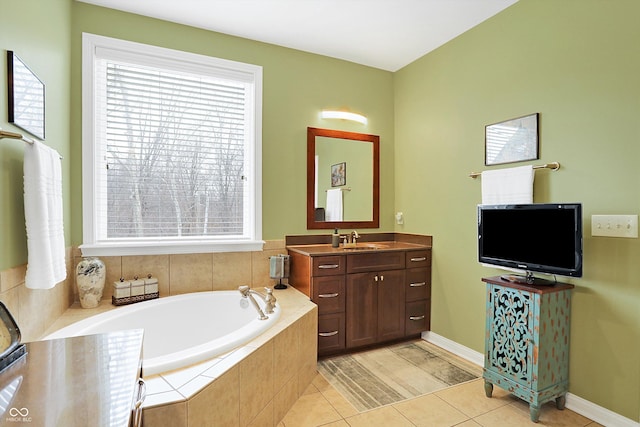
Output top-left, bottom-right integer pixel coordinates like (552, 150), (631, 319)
(7, 51), (45, 140)
(485, 113), (538, 166)
(331, 162), (346, 187)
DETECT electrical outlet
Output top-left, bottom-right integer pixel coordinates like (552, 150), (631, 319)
(591, 215), (638, 238)
(395, 212), (404, 225)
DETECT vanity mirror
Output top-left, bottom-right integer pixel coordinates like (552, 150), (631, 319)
(307, 127), (379, 229)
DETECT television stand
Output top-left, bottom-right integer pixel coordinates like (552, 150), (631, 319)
(500, 271), (557, 286)
(481, 276), (574, 422)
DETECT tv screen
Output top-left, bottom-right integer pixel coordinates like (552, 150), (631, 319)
(478, 203), (583, 280)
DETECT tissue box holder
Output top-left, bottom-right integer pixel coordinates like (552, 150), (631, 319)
(112, 275), (159, 306)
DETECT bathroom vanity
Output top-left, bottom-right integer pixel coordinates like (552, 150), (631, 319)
(286, 233), (432, 356)
(0, 330), (144, 427)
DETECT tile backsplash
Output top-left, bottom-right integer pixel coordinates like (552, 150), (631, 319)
(0, 240), (288, 342)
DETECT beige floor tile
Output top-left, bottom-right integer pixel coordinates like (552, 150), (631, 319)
(393, 393), (469, 427)
(344, 406), (414, 427)
(281, 392), (342, 427)
(509, 399), (593, 426)
(303, 382), (321, 395)
(312, 373), (333, 393)
(435, 378), (514, 418)
(321, 421), (350, 427)
(319, 387), (359, 419)
(473, 403), (535, 427)
(456, 421), (482, 426)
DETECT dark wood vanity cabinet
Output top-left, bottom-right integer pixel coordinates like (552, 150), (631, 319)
(346, 269), (405, 348)
(288, 243), (432, 357)
(404, 250), (432, 335)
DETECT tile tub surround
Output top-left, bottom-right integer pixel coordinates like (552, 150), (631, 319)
(71, 239), (288, 302)
(43, 286), (318, 427)
(0, 246), (75, 342)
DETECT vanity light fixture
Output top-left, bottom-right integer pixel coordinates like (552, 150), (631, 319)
(321, 110), (368, 125)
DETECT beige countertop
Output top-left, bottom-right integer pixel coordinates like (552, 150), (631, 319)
(0, 330), (143, 427)
(286, 240), (430, 256)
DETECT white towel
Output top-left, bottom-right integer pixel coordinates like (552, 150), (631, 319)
(325, 189), (343, 221)
(481, 165), (534, 205)
(23, 141), (66, 289)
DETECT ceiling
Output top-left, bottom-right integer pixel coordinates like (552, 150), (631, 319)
(78, 0), (519, 72)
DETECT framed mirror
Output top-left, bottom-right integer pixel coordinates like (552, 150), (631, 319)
(7, 51), (45, 140)
(307, 127), (379, 229)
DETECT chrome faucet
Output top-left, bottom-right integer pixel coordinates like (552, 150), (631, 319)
(238, 286), (276, 320)
(350, 230), (360, 244)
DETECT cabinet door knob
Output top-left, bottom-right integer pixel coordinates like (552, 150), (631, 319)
(380, 275), (384, 281)
(318, 293), (339, 298)
(374, 275), (378, 282)
(319, 331), (339, 337)
(410, 282), (426, 287)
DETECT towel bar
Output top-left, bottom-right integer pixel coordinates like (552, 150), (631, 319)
(469, 162), (560, 178)
(0, 128), (63, 159)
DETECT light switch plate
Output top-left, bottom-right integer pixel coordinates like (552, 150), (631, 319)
(591, 215), (638, 238)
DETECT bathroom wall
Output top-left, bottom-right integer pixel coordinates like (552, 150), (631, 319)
(69, 2), (395, 246)
(394, 0), (640, 420)
(0, 0), (75, 341)
(0, 0), (72, 270)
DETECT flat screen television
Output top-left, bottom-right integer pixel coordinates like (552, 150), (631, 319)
(477, 203), (583, 285)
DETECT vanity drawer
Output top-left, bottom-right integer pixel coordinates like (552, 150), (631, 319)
(406, 250), (431, 269)
(346, 251), (405, 274)
(405, 300), (430, 336)
(405, 268), (431, 302)
(318, 313), (345, 355)
(312, 255), (346, 276)
(312, 276), (345, 315)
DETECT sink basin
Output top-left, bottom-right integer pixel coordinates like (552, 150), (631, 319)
(343, 243), (388, 251)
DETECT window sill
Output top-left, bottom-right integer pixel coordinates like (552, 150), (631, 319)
(79, 240), (265, 257)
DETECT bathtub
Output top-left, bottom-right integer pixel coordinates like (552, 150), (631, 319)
(45, 291), (280, 375)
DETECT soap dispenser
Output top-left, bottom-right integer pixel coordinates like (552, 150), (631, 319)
(331, 229), (340, 248)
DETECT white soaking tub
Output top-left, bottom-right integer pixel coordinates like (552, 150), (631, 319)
(45, 290), (280, 375)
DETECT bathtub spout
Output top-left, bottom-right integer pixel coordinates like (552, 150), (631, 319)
(238, 285), (272, 320)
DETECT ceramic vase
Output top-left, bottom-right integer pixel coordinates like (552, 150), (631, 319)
(76, 257), (106, 308)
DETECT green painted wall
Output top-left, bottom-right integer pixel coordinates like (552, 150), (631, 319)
(394, 0), (640, 420)
(0, 0), (72, 271)
(69, 2), (395, 245)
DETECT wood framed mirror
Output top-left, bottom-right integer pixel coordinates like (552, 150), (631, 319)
(307, 127), (379, 229)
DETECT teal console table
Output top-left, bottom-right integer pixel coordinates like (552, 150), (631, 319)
(482, 276), (574, 422)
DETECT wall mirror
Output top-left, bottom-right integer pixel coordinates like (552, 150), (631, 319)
(7, 51), (45, 140)
(307, 127), (379, 229)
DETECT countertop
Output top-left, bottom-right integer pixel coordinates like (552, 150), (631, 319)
(0, 329), (143, 427)
(286, 240), (430, 256)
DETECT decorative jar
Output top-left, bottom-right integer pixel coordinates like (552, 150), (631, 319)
(76, 257), (106, 308)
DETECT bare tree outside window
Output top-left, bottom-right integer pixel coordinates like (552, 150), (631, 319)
(104, 62), (246, 238)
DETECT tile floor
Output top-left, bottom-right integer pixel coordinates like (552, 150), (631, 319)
(278, 373), (603, 427)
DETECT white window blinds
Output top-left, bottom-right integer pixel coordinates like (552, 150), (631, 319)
(82, 34), (263, 255)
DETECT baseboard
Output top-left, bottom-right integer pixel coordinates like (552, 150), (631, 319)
(421, 331), (640, 427)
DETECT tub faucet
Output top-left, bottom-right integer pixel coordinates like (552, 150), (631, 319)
(238, 286), (276, 320)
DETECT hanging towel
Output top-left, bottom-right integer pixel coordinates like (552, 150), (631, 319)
(481, 165), (534, 205)
(325, 189), (343, 221)
(23, 141), (66, 289)
(270, 255), (284, 279)
(269, 254), (290, 279)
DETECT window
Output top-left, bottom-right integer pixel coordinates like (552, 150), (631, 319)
(81, 34), (263, 256)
